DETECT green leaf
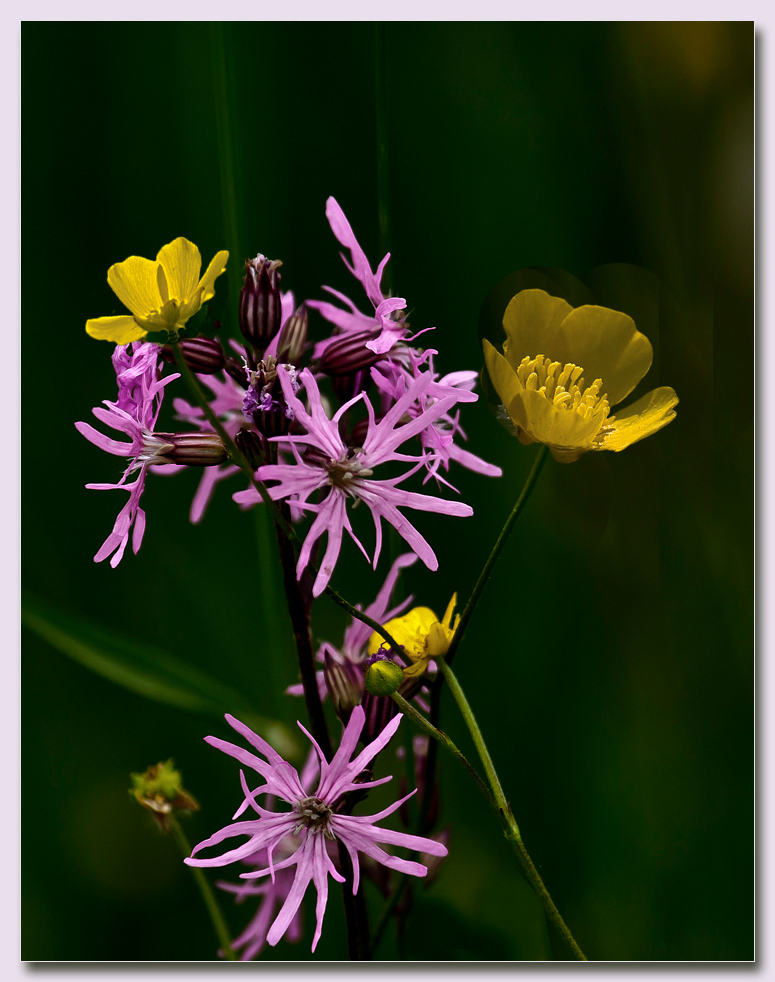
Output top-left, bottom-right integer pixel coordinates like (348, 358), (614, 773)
(21, 591), (299, 760)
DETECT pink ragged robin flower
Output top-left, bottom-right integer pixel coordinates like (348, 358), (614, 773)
(185, 706), (448, 952)
(75, 342), (181, 566)
(308, 197), (425, 358)
(372, 346), (502, 487)
(234, 367), (474, 596)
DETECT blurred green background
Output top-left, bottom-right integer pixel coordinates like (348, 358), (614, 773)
(22, 21), (753, 961)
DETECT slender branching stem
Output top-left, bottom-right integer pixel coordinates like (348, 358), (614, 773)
(390, 693), (493, 806)
(421, 444), (550, 869)
(272, 514), (331, 757)
(435, 658), (507, 808)
(446, 444), (549, 666)
(168, 816), (237, 961)
(323, 584), (410, 668)
(435, 657), (587, 960)
(370, 874), (410, 957)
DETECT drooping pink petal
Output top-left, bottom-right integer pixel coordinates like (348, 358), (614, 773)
(325, 196), (387, 307)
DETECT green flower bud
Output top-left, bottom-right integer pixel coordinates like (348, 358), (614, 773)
(365, 659), (404, 697)
(129, 759), (199, 832)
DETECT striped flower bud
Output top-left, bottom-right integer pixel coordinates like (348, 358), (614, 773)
(235, 427), (265, 469)
(161, 336), (226, 375)
(239, 255), (283, 349)
(224, 356), (249, 388)
(275, 304), (309, 366)
(361, 686), (400, 745)
(318, 329), (383, 376)
(151, 432), (228, 467)
(323, 651), (364, 722)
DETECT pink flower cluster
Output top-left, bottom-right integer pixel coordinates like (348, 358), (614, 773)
(77, 198), (500, 590)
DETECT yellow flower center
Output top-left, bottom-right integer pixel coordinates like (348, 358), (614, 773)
(516, 354), (611, 422)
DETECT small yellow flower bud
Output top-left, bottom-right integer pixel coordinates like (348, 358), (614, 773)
(365, 659), (404, 696)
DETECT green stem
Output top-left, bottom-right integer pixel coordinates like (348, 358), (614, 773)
(446, 444), (549, 666)
(168, 816), (237, 961)
(390, 693), (493, 806)
(435, 657), (587, 961)
(272, 511), (332, 759)
(415, 444), (549, 908)
(272, 515), (373, 959)
(435, 657), (507, 808)
(323, 584), (410, 668)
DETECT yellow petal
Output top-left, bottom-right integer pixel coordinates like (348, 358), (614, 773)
(551, 305), (653, 407)
(595, 386), (678, 452)
(156, 238), (202, 303)
(483, 339), (522, 410)
(441, 593), (457, 631)
(402, 658), (429, 679)
(107, 256), (163, 319)
(197, 249), (230, 304)
(501, 289), (574, 370)
(507, 388), (604, 460)
(426, 623), (450, 658)
(85, 316), (147, 344)
(367, 606), (438, 658)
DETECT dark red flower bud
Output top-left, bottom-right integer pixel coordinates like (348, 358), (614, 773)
(235, 427), (265, 469)
(161, 336), (226, 375)
(151, 432), (228, 466)
(224, 357), (249, 388)
(318, 330), (383, 377)
(239, 255), (283, 349)
(323, 651), (364, 723)
(275, 304), (309, 366)
(361, 688), (400, 746)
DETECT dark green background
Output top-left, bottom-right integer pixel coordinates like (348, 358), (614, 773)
(23, 22), (753, 961)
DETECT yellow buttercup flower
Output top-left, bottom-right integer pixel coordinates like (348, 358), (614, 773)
(86, 238), (229, 344)
(483, 289), (678, 463)
(367, 595), (459, 679)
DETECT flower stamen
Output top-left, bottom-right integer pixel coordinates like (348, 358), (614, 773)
(293, 796), (336, 840)
(517, 355), (611, 422)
